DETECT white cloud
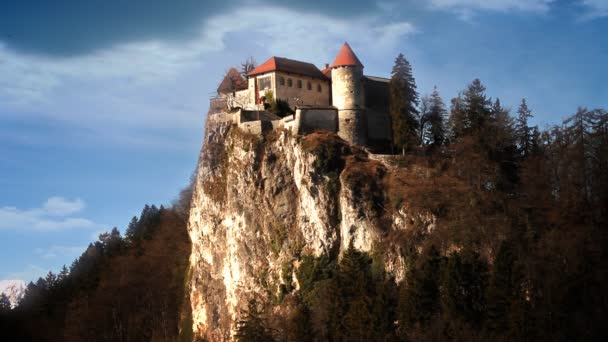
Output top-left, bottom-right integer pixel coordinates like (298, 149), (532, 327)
(34, 245), (85, 259)
(428, 0), (556, 18)
(0, 197), (104, 232)
(43, 197), (85, 216)
(0, 7), (414, 141)
(581, 0), (608, 18)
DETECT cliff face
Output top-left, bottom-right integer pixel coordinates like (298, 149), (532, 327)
(187, 117), (434, 340)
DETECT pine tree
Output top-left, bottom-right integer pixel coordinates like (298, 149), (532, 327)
(449, 79), (492, 140)
(515, 99), (534, 157)
(0, 293), (11, 312)
(441, 251), (488, 326)
(45, 271), (57, 289)
(125, 216), (139, 242)
(390, 53), (420, 154)
(486, 241), (516, 333)
(398, 245), (441, 330)
(337, 243), (373, 339)
(426, 87), (447, 147)
(235, 299), (274, 341)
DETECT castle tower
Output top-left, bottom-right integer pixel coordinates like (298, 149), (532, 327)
(330, 42), (366, 146)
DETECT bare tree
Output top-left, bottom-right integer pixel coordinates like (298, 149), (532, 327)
(241, 56), (257, 77)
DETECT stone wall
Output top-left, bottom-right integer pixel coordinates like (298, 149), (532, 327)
(224, 89), (251, 109)
(332, 66), (366, 145)
(239, 121), (273, 135)
(208, 112), (236, 124)
(296, 107), (338, 134)
(338, 109), (367, 146)
(331, 66), (365, 110)
(272, 72), (331, 108)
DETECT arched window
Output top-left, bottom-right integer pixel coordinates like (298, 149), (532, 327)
(317, 84), (322, 92)
(297, 80), (302, 88)
(279, 77), (285, 86)
(307, 81), (312, 91)
(287, 78), (293, 87)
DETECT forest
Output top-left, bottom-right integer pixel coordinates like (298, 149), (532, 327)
(236, 54), (608, 341)
(1, 53), (607, 341)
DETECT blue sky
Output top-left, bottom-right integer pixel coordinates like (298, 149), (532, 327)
(1, 0), (607, 283)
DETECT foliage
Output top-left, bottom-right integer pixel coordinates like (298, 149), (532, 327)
(2, 197), (193, 341)
(235, 299), (275, 342)
(390, 53), (420, 153)
(263, 89), (294, 118)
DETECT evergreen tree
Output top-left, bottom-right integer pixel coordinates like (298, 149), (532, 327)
(398, 245), (441, 331)
(486, 241), (516, 333)
(426, 87), (448, 147)
(515, 99), (534, 157)
(449, 79), (492, 140)
(0, 293), (11, 312)
(58, 265), (69, 283)
(389, 53), (420, 154)
(338, 243), (373, 339)
(125, 216), (139, 242)
(44, 271), (57, 289)
(441, 251), (488, 326)
(235, 299), (274, 342)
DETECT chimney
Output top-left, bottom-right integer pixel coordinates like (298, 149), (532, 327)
(324, 63), (329, 69)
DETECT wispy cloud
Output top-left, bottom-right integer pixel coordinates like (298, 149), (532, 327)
(34, 245), (85, 259)
(427, 0), (556, 20)
(0, 197), (104, 232)
(0, 6), (414, 149)
(5, 264), (47, 283)
(42, 197), (85, 216)
(0, 7), (413, 109)
(580, 0), (608, 18)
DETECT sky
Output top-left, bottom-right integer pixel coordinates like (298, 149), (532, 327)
(0, 0), (607, 283)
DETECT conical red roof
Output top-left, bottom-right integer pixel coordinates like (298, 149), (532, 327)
(330, 42), (363, 68)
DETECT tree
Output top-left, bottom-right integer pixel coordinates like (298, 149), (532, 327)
(390, 53), (420, 154)
(425, 87), (448, 147)
(486, 241), (516, 333)
(515, 99), (534, 157)
(45, 271), (58, 289)
(398, 245), (441, 331)
(99, 227), (123, 256)
(0, 293), (11, 312)
(235, 299), (274, 341)
(125, 216), (140, 242)
(58, 265), (70, 283)
(441, 251), (488, 327)
(449, 79), (492, 140)
(241, 56), (257, 78)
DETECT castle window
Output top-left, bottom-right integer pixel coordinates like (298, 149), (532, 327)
(307, 81), (312, 91)
(287, 78), (293, 87)
(279, 76), (285, 86)
(297, 80), (302, 88)
(317, 84), (322, 92)
(257, 76), (271, 90)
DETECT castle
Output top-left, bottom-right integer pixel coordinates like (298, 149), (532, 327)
(211, 42), (392, 151)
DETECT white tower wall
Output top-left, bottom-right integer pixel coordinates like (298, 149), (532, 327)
(331, 66), (367, 145)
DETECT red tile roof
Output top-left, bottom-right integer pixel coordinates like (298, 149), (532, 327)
(247, 57), (327, 79)
(217, 67), (248, 93)
(330, 42), (363, 68)
(321, 67), (332, 78)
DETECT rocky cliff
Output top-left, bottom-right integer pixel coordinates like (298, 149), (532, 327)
(187, 115), (436, 340)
